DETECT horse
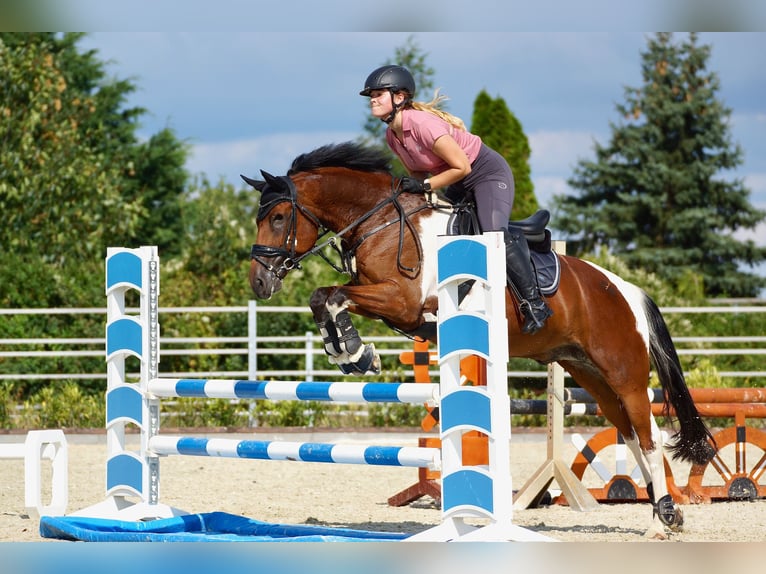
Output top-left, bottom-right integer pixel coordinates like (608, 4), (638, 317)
(241, 140), (716, 539)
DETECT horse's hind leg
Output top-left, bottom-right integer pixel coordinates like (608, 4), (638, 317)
(309, 287), (380, 375)
(622, 423), (683, 539)
(615, 387), (684, 538)
(605, 391), (684, 538)
(564, 363), (682, 539)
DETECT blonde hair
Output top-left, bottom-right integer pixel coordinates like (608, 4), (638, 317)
(409, 89), (467, 131)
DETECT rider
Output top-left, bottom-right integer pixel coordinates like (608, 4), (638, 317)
(360, 64), (552, 335)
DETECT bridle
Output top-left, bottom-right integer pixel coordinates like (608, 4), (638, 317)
(249, 175), (323, 280)
(250, 175), (431, 282)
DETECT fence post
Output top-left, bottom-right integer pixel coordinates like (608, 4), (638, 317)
(305, 331), (315, 382)
(248, 299), (257, 380)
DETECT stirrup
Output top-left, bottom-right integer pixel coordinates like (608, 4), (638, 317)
(519, 299), (553, 335)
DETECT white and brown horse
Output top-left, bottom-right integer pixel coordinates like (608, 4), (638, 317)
(242, 141), (715, 538)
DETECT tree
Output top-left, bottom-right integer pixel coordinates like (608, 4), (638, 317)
(128, 128), (188, 257)
(553, 33), (766, 297)
(471, 90), (538, 219)
(0, 34), (141, 264)
(177, 177), (259, 280)
(0, 33), (189, 307)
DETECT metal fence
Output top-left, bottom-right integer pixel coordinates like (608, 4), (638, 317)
(1, 300), (765, 383)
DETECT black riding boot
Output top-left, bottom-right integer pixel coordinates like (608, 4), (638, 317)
(502, 227), (553, 334)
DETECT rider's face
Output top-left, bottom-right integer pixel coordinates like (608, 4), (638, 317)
(368, 89), (394, 120)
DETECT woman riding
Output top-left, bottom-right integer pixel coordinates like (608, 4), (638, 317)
(360, 64), (552, 334)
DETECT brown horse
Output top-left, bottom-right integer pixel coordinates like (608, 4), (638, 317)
(242, 141), (715, 539)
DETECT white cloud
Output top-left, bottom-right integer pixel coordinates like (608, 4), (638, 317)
(733, 173), (766, 247)
(528, 130), (603, 175)
(187, 131), (362, 186)
(531, 176), (571, 209)
(745, 173), (766, 203)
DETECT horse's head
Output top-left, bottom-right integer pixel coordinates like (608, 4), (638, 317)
(241, 170), (321, 299)
(243, 141), (408, 299)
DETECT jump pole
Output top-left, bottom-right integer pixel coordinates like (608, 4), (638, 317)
(71, 245), (184, 520)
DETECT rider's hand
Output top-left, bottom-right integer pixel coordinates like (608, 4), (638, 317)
(399, 177), (426, 194)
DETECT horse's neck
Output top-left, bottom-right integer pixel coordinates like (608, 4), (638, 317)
(310, 174), (404, 234)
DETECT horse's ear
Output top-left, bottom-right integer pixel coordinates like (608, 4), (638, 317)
(240, 174), (266, 191)
(260, 170), (281, 186)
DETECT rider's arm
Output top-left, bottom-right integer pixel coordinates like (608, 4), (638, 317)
(427, 134), (472, 189)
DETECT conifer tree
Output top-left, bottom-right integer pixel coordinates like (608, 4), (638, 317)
(553, 33), (765, 297)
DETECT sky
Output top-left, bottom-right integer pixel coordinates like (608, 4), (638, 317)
(6, 0), (762, 286)
(73, 31), (766, 284)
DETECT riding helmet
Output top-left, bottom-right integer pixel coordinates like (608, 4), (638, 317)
(359, 65), (416, 97)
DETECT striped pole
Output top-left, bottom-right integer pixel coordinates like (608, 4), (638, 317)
(148, 379), (438, 404)
(149, 436), (440, 469)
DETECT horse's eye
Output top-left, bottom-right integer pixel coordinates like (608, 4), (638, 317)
(271, 213), (284, 226)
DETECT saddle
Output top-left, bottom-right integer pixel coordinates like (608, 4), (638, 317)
(447, 201), (560, 296)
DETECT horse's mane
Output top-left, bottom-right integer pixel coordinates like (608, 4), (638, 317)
(287, 141), (392, 176)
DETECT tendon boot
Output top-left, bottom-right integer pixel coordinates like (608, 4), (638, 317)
(503, 227), (553, 334)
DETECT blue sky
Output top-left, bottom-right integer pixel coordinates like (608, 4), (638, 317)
(76, 32), (766, 278)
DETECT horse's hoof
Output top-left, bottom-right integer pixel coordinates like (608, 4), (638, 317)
(644, 528), (668, 541)
(354, 343), (380, 375)
(335, 344), (380, 375)
(653, 494), (684, 530)
(336, 362), (359, 375)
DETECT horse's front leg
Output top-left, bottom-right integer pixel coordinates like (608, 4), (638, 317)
(309, 287), (381, 375)
(623, 419), (684, 539)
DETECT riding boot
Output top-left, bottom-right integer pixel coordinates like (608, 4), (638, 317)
(502, 227), (553, 334)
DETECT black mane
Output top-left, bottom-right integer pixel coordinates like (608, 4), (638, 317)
(287, 141), (392, 176)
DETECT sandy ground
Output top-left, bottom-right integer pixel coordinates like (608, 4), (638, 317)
(2, 428), (765, 543)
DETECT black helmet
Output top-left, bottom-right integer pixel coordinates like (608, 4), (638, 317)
(359, 65), (415, 97)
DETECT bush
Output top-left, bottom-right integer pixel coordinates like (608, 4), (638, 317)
(15, 381), (104, 429)
(162, 398), (252, 428)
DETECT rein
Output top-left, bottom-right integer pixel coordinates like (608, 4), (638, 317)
(250, 176), (431, 281)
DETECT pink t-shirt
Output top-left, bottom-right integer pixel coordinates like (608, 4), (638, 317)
(386, 109), (483, 175)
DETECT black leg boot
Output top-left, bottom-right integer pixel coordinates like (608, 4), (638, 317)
(502, 227), (553, 334)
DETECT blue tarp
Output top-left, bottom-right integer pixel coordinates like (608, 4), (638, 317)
(39, 511), (411, 542)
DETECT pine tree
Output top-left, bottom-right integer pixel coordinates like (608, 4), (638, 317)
(553, 33), (766, 297)
(471, 90), (538, 219)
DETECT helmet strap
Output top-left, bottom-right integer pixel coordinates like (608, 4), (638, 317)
(381, 89), (407, 124)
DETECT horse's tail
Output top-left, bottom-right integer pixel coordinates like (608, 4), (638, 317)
(642, 293), (717, 465)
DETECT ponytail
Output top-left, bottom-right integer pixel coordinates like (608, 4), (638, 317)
(409, 89), (467, 131)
